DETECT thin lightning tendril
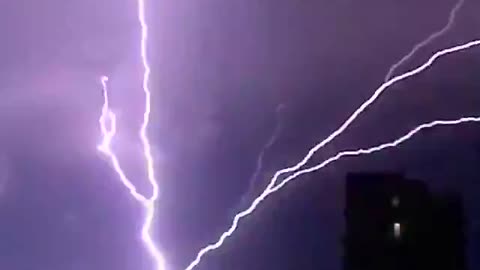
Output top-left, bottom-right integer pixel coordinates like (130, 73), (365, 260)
(384, 0), (465, 81)
(97, 0), (166, 269)
(233, 104), (284, 213)
(97, 76), (148, 203)
(185, 39), (480, 270)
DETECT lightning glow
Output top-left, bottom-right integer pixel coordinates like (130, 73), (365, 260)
(185, 39), (480, 270)
(384, 0), (465, 81)
(96, 0), (166, 269)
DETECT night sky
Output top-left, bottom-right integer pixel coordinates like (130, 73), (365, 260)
(1, 0), (480, 269)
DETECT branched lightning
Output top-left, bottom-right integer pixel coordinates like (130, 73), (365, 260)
(97, 76), (149, 203)
(97, 73), (165, 270)
(185, 39), (480, 270)
(94, 1), (476, 269)
(187, 116), (480, 270)
(96, 0), (166, 270)
(201, 116), (480, 263)
(384, 0), (465, 81)
(267, 117), (480, 196)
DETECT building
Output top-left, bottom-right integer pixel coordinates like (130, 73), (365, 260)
(343, 172), (466, 270)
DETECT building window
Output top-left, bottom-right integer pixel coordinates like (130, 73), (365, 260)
(392, 196), (400, 208)
(394, 222), (401, 239)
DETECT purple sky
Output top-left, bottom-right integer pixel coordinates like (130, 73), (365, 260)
(1, 0), (480, 269)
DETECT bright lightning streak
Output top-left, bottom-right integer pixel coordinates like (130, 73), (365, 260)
(97, 75), (165, 269)
(203, 116), (480, 260)
(269, 117), (480, 195)
(136, 1), (166, 270)
(97, 0), (166, 269)
(185, 39), (480, 270)
(137, 0), (157, 202)
(384, 0), (464, 81)
(187, 116), (480, 269)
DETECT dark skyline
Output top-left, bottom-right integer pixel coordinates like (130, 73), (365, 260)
(1, 0), (480, 269)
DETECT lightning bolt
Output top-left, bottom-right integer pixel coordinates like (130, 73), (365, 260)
(136, 1), (166, 269)
(201, 115), (480, 262)
(96, 0), (166, 270)
(384, 0), (464, 81)
(185, 39), (480, 270)
(97, 73), (166, 270)
(267, 116), (480, 194)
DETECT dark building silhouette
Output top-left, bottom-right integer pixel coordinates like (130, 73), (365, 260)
(343, 172), (466, 270)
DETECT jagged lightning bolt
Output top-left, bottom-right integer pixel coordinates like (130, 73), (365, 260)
(96, 0), (166, 269)
(136, 1), (166, 269)
(232, 104), (284, 214)
(185, 39), (480, 270)
(205, 116), (480, 258)
(268, 116), (480, 195)
(384, 0), (465, 81)
(97, 73), (166, 270)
